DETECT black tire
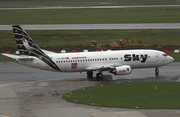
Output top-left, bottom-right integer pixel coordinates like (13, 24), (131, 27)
(155, 72), (159, 77)
(96, 73), (103, 78)
(87, 71), (93, 77)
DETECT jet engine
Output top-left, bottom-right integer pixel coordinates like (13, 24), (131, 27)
(111, 65), (132, 75)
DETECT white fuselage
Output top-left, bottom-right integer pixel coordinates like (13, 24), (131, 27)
(17, 49), (174, 73)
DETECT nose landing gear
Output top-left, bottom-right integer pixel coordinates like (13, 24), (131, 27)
(155, 67), (159, 77)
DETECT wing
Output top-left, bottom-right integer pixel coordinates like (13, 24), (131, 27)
(85, 63), (120, 71)
(86, 64), (132, 75)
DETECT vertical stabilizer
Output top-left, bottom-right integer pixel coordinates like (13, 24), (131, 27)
(13, 25), (44, 56)
(12, 25), (60, 71)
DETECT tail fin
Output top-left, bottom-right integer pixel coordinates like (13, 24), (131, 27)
(12, 25), (60, 71)
(13, 25), (45, 56)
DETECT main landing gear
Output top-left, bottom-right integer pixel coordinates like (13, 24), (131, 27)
(96, 72), (103, 81)
(87, 71), (103, 81)
(87, 71), (93, 78)
(155, 67), (159, 77)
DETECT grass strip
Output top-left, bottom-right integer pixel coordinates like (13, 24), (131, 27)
(1, 29), (180, 47)
(1, 0), (180, 8)
(0, 7), (180, 24)
(63, 82), (180, 109)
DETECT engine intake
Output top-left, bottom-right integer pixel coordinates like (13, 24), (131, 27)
(111, 65), (132, 75)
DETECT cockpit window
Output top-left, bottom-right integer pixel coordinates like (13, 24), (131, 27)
(163, 54), (167, 57)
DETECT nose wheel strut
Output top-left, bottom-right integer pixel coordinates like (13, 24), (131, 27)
(155, 67), (159, 77)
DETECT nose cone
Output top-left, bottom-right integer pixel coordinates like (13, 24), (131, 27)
(168, 56), (174, 63)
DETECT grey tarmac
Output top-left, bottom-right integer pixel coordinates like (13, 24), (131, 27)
(1, 23), (180, 30)
(0, 61), (180, 117)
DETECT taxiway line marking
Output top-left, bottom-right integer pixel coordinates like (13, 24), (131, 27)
(0, 80), (45, 87)
(0, 115), (11, 117)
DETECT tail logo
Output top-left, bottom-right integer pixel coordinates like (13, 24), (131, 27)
(22, 37), (26, 41)
(22, 37), (32, 50)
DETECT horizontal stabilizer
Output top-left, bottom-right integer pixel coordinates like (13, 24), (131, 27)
(1, 53), (20, 59)
(2, 53), (34, 61)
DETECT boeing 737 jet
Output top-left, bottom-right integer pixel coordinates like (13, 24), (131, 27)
(2, 25), (174, 80)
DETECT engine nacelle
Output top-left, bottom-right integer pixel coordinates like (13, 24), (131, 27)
(111, 65), (132, 75)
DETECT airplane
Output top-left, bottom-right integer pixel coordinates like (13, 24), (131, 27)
(2, 25), (174, 80)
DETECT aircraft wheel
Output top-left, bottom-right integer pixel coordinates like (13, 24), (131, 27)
(96, 73), (103, 81)
(87, 71), (93, 78)
(155, 72), (159, 77)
